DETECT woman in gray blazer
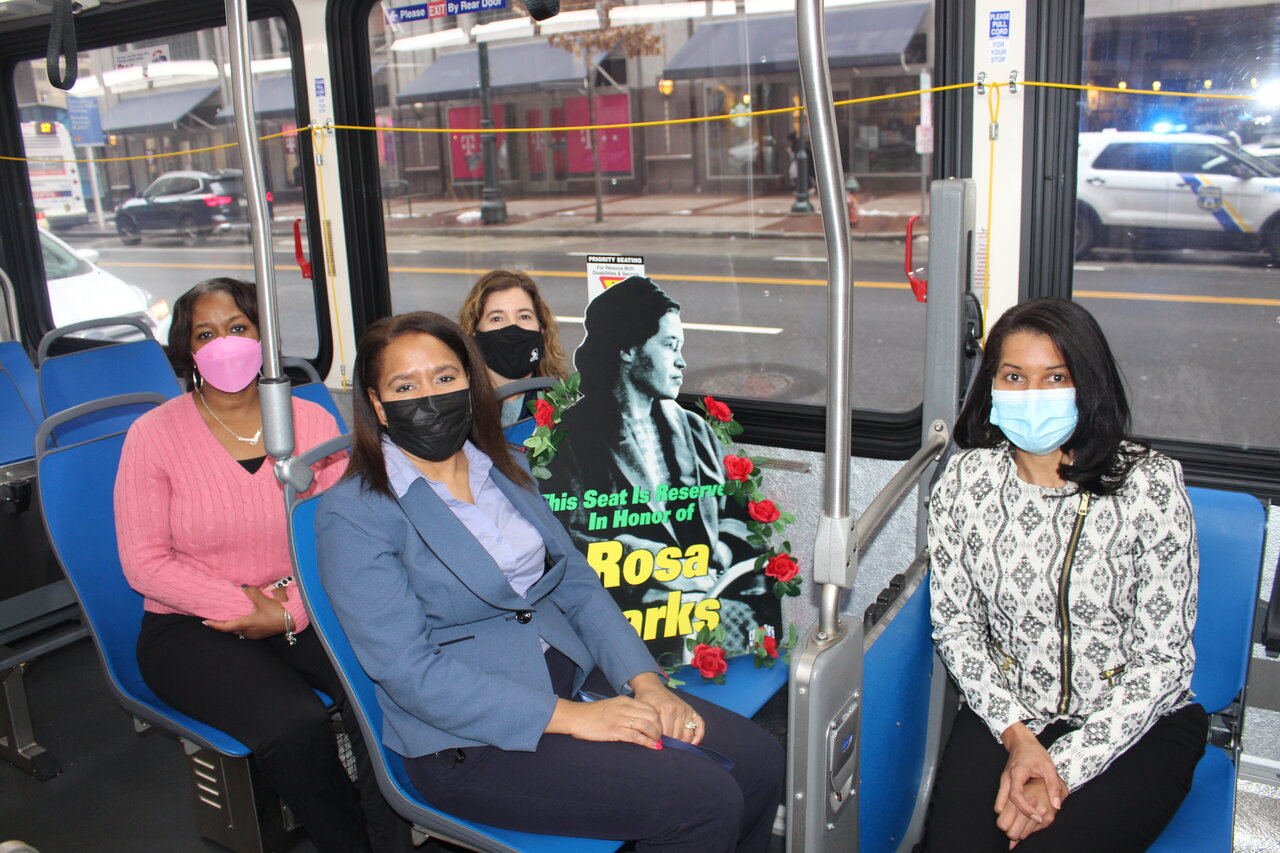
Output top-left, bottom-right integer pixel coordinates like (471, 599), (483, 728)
(315, 312), (783, 852)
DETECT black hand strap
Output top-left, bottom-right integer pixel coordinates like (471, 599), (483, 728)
(46, 0), (79, 91)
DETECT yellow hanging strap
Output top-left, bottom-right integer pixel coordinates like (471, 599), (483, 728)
(309, 122), (348, 391)
(982, 81), (1002, 340)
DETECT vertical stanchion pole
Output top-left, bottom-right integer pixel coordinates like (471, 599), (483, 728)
(225, 0), (294, 464)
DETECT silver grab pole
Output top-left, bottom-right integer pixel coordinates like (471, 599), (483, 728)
(225, 0), (295, 466)
(797, 0), (854, 636)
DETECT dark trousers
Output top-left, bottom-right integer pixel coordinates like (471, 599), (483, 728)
(137, 613), (412, 853)
(919, 703), (1207, 853)
(405, 649), (785, 853)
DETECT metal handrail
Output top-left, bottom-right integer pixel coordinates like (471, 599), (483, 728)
(851, 421), (950, 561)
(797, 0), (856, 637)
(224, 0), (295, 468)
(0, 266), (19, 343)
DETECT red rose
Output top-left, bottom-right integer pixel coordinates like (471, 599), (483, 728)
(703, 396), (733, 422)
(748, 499), (780, 524)
(691, 643), (728, 679)
(533, 398), (555, 428)
(764, 552), (800, 583)
(723, 454), (754, 481)
(762, 635), (779, 658)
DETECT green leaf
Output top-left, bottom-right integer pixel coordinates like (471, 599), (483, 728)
(531, 466), (551, 480)
(781, 540), (792, 552)
(786, 583), (802, 597)
(773, 584), (786, 599)
(666, 676), (685, 689)
(780, 512), (797, 524)
(753, 555), (766, 571)
(685, 637), (697, 652)
(746, 533), (766, 548)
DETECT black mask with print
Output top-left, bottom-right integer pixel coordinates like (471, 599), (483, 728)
(475, 325), (545, 380)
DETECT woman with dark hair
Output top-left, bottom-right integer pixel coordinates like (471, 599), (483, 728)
(315, 311), (783, 852)
(542, 277), (756, 635)
(920, 297), (1205, 852)
(114, 278), (408, 853)
(458, 270), (568, 427)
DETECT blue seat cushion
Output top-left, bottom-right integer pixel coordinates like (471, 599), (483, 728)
(671, 654), (787, 719)
(1145, 746), (1235, 853)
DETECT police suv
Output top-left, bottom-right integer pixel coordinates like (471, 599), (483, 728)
(1076, 131), (1280, 258)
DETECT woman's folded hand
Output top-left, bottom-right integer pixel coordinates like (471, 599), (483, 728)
(547, 695), (663, 749)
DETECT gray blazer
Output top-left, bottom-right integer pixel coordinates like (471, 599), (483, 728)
(315, 455), (660, 759)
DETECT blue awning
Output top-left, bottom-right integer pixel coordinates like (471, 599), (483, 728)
(396, 43), (598, 103)
(100, 86), (220, 132)
(216, 75), (296, 120)
(663, 2), (928, 80)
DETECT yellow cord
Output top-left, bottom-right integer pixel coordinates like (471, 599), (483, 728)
(982, 83), (1002, 341)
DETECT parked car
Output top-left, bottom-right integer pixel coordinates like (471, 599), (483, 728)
(41, 229), (171, 341)
(114, 169), (272, 247)
(1076, 130), (1280, 258)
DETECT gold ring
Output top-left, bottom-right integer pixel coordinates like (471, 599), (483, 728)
(684, 720), (699, 730)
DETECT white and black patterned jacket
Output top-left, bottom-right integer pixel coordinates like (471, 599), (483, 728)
(928, 444), (1197, 791)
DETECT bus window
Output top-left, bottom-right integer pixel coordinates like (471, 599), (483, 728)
(366, 0), (933, 416)
(12, 19), (321, 356)
(1076, 2), (1280, 450)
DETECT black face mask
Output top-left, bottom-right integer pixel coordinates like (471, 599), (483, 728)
(475, 325), (544, 380)
(380, 388), (473, 462)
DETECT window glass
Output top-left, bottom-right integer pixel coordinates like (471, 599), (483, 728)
(1077, 1), (1280, 449)
(14, 18), (319, 355)
(369, 0), (932, 412)
(1092, 142), (1169, 171)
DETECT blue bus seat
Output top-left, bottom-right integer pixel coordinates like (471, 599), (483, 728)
(282, 356), (347, 430)
(858, 561), (935, 853)
(290, 491), (623, 853)
(0, 341), (40, 419)
(35, 398), (249, 758)
(0, 368), (37, 466)
(291, 382), (347, 431)
(37, 332), (180, 446)
(672, 655), (788, 719)
(1147, 486), (1266, 853)
(496, 377), (555, 449)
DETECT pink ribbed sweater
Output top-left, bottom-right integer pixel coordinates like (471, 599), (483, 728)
(114, 393), (346, 628)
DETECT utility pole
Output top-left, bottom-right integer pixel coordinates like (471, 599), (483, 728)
(478, 41), (507, 225)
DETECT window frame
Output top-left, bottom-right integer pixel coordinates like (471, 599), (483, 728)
(0, 0), (333, 375)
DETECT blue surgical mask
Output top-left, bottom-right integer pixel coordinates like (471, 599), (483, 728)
(989, 387), (1078, 456)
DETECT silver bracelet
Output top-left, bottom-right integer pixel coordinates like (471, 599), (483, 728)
(282, 607), (297, 646)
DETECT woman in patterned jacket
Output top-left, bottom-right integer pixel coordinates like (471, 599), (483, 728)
(919, 298), (1205, 852)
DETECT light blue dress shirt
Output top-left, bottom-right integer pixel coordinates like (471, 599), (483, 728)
(383, 438), (546, 600)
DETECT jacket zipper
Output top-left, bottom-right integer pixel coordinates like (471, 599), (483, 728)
(1057, 493), (1091, 717)
(1099, 664), (1126, 688)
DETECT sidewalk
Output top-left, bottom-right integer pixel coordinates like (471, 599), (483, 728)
(374, 191), (925, 241)
(62, 191), (926, 242)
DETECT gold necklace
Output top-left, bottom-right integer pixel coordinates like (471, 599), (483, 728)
(197, 391), (262, 446)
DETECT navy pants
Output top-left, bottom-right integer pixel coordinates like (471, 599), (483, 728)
(405, 649), (785, 853)
(137, 613), (412, 853)
(919, 703), (1207, 853)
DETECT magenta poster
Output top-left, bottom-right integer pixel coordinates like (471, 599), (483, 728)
(448, 106), (507, 181)
(564, 93), (632, 176)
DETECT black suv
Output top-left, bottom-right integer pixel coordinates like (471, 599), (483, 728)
(115, 170), (272, 246)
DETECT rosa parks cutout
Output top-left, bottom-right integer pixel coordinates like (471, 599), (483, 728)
(542, 276), (781, 664)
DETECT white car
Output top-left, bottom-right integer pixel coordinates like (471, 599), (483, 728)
(40, 229), (172, 342)
(1076, 131), (1280, 258)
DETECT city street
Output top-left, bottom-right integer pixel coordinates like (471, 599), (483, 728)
(59, 230), (1280, 449)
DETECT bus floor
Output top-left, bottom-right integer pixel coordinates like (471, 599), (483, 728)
(0, 637), (790, 853)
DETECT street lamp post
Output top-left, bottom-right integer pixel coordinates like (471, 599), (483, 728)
(478, 41), (507, 225)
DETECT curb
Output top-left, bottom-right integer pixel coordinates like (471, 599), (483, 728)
(58, 224), (917, 243)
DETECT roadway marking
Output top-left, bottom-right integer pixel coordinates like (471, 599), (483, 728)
(99, 261), (1280, 307)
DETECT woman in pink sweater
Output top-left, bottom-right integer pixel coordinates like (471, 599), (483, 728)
(114, 278), (406, 853)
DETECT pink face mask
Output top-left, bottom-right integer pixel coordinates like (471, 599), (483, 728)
(193, 335), (262, 393)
